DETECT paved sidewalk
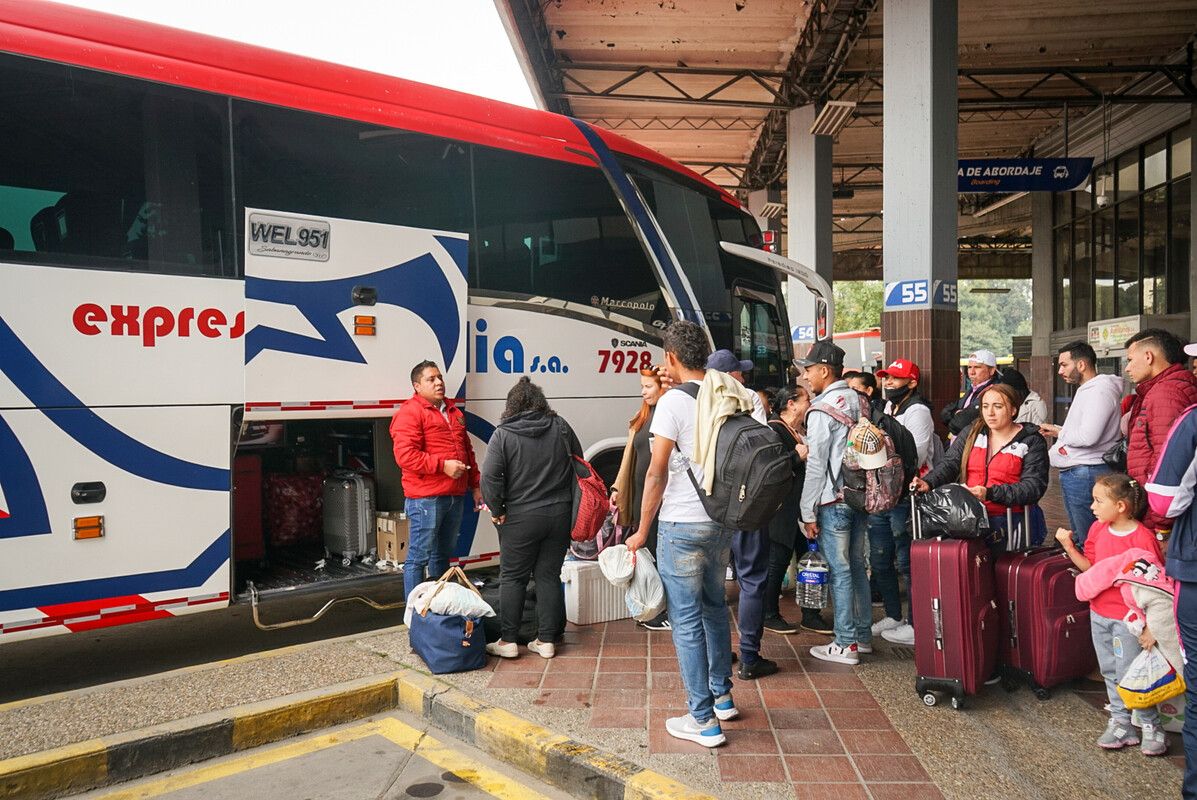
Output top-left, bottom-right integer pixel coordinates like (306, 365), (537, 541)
(0, 476), (1186, 800)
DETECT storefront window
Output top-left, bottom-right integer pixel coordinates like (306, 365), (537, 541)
(1116, 198), (1140, 316)
(1142, 185), (1167, 314)
(1117, 153), (1140, 200)
(1172, 176), (1191, 314)
(1173, 126), (1191, 179)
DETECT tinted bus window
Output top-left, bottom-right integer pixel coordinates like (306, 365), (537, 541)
(0, 53), (232, 276)
(472, 148), (664, 327)
(234, 103), (473, 240)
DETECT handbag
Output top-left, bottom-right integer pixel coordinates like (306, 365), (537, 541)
(408, 566), (488, 674)
(1102, 438), (1128, 472)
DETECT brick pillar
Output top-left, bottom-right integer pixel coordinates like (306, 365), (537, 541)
(882, 308), (960, 438)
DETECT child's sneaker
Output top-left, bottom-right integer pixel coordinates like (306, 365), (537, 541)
(1096, 719), (1140, 749)
(665, 713), (726, 747)
(713, 693), (739, 721)
(1141, 723), (1168, 756)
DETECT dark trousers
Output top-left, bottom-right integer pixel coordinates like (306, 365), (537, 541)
(1177, 581), (1197, 800)
(732, 528), (769, 663)
(765, 536), (797, 619)
(498, 510), (570, 643)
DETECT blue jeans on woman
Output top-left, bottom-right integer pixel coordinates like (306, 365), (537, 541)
(818, 501), (872, 649)
(867, 502), (911, 623)
(657, 520), (734, 723)
(403, 494), (464, 600)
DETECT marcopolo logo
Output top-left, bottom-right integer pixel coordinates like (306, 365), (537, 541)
(73, 303), (245, 347)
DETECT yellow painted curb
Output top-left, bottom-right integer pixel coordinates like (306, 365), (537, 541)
(0, 739), (107, 800)
(231, 676), (396, 750)
(475, 706), (572, 779)
(624, 769), (721, 800)
(394, 671), (442, 716)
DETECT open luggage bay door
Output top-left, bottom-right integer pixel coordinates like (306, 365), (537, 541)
(243, 210), (468, 419)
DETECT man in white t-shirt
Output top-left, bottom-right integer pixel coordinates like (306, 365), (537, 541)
(627, 321), (735, 748)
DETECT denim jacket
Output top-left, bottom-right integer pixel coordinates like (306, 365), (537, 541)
(799, 380), (859, 523)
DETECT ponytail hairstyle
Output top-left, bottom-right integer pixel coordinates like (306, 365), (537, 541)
(957, 383), (1024, 484)
(1095, 472), (1147, 521)
(628, 366), (663, 433)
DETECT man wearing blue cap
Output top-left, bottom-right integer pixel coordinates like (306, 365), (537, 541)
(705, 349), (777, 679)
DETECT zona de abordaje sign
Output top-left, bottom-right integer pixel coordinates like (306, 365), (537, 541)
(958, 157), (1093, 192)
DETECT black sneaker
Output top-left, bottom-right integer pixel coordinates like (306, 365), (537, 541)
(641, 612), (671, 631)
(737, 656), (779, 680)
(763, 614), (799, 634)
(800, 610), (833, 635)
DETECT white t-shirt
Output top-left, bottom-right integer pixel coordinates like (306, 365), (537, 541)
(650, 381), (715, 523)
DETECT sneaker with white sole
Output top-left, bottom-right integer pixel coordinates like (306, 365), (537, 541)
(527, 639), (555, 659)
(871, 616), (903, 636)
(881, 623), (915, 645)
(1097, 719), (1140, 749)
(856, 642), (873, 654)
(810, 642), (860, 665)
(713, 693), (739, 721)
(665, 713), (726, 747)
(485, 641), (518, 658)
(1141, 723), (1168, 756)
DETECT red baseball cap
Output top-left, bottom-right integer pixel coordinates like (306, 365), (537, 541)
(877, 358), (920, 382)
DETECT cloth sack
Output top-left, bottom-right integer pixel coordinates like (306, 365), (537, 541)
(598, 544), (636, 588)
(1117, 647), (1186, 709)
(625, 549), (666, 622)
(408, 567), (489, 674)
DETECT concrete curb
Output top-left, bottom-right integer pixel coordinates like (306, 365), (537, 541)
(0, 667), (715, 800)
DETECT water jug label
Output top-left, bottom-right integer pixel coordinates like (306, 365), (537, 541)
(799, 569), (827, 585)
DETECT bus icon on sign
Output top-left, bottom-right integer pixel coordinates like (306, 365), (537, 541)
(1053, 165), (1069, 179)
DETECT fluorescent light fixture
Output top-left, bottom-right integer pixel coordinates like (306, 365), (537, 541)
(810, 100), (856, 137)
(969, 287), (1010, 294)
(972, 191), (1028, 218)
(759, 201), (786, 219)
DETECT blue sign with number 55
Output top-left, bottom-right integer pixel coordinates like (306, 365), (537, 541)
(884, 280), (929, 309)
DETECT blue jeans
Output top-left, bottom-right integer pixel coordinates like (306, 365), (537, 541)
(818, 502), (871, 648)
(403, 494), (465, 600)
(1059, 464), (1111, 547)
(867, 503), (910, 623)
(658, 520), (734, 723)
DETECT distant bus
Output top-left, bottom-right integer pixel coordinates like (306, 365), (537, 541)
(0, 2), (830, 641)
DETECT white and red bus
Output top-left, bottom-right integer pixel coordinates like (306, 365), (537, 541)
(0, 1), (825, 640)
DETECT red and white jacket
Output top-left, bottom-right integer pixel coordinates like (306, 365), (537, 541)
(923, 424), (1049, 517)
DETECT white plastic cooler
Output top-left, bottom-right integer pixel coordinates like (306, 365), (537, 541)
(560, 560), (630, 625)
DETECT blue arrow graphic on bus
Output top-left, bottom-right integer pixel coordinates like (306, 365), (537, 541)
(245, 245), (463, 370)
(0, 413), (51, 539)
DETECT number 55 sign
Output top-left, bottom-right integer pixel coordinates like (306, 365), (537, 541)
(883, 279), (959, 309)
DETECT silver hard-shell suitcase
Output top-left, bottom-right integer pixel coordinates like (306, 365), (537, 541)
(322, 469), (376, 564)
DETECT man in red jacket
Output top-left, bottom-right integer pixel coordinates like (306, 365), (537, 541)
(390, 360), (482, 599)
(1123, 329), (1197, 534)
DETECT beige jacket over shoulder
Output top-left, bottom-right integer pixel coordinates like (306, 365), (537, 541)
(692, 369), (757, 495)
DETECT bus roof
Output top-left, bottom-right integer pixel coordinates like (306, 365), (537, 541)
(0, 0), (736, 205)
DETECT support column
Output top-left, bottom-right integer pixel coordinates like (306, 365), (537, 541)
(786, 105), (833, 354)
(1030, 192), (1055, 411)
(881, 0), (959, 432)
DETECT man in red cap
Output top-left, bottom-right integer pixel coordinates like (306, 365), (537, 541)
(870, 358), (940, 646)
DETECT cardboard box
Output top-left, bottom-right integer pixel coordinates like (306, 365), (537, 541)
(560, 559), (630, 625)
(376, 512), (409, 564)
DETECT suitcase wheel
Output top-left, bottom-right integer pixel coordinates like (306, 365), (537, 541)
(921, 692), (937, 707)
(1033, 686), (1051, 701)
(950, 695), (964, 710)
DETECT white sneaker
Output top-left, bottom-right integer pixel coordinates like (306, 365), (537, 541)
(881, 623), (915, 645)
(856, 642), (873, 654)
(713, 693), (739, 721)
(665, 713), (726, 746)
(485, 640), (518, 658)
(810, 642), (860, 665)
(871, 616), (903, 635)
(527, 639), (555, 659)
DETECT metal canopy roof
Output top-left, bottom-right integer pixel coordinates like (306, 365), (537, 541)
(498, 0), (1197, 279)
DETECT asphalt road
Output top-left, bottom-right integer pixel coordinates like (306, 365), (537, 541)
(0, 579), (409, 703)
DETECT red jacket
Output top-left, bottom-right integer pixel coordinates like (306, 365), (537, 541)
(1127, 363), (1197, 530)
(389, 394), (479, 499)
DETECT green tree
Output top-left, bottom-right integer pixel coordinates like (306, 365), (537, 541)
(832, 280), (883, 332)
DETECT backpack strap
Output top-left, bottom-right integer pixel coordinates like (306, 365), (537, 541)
(809, 392), (867, 429)
(674, 381), (700, 399)
(669, 381), (712, 502)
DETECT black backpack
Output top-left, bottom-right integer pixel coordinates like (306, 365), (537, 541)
(675, 382), (794, 531)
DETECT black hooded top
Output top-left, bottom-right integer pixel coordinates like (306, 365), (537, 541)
(480, 411), (583, 518)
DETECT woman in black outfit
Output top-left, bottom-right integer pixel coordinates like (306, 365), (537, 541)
(481, 377), (581, 660)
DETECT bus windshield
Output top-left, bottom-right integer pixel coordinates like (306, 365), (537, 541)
(618, 157), (790, 386)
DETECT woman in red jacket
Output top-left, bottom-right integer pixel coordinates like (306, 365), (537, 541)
(912, 383), (1049, 551)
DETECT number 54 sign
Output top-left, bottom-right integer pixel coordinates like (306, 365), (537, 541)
(883, 279), (958, 309)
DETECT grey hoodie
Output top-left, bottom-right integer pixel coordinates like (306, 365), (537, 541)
(480, 412), (582, 518)
(1049, 373), (1125, 469)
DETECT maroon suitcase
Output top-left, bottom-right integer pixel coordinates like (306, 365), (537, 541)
(233, 454), (265, 561)
(910, 509), (1000, 709)
(995, 547), (1096, 699)
(263, 472), (325, 546)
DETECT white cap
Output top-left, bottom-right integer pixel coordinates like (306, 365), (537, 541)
(968, 350), (997, 368)
(1185, 342), (1197, 357)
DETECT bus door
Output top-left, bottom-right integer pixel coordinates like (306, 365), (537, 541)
(0, 264), (242, 641)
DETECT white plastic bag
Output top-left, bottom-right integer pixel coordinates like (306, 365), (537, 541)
(403, 579), (495, 627)
(625, 549), (667, 622)
(598, 544), (635, 588)
(1117, 647), (1186, 709)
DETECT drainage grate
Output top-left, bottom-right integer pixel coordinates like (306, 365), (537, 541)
(889, 645), (915, 660)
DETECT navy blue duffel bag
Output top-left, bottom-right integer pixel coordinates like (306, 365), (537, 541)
(408, 567), (488, 674)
